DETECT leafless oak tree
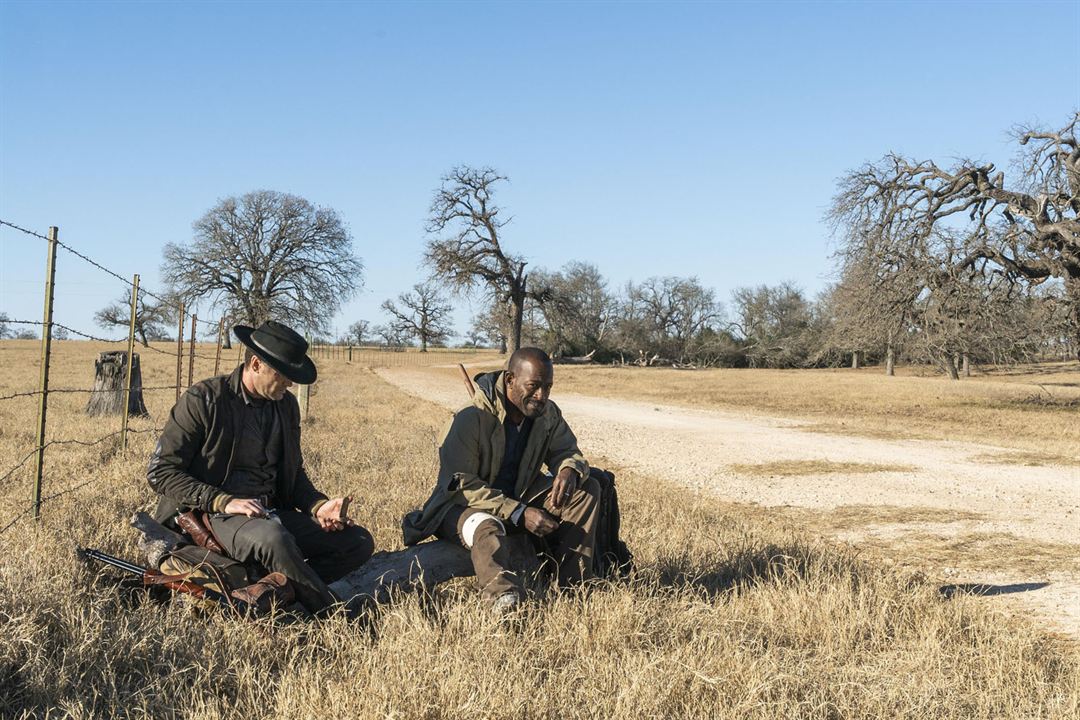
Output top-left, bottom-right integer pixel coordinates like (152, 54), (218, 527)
(830, 113), (1080, 353)
(729, 282), (817, 368)
(94, 292), (174, 346)
(381, 281), (453, 352)
(529, 262), (615, 358)
(424, 167), (540, 353)
(162, 190), (362, 334)
(616, 276), (721, 364)
(344, 320), (370, 346)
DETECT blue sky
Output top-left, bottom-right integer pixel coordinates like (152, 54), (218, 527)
(2, 0), (1078, 342)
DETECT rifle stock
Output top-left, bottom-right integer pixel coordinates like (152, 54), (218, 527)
(77, 547), (246, 612)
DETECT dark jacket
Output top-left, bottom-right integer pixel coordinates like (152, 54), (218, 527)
(401, 370), (589, 545)
(147, 365), (327, 526)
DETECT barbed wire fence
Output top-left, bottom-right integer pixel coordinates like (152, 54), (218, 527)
(0, 220), (232, 538)
(0, 219), (501, 539)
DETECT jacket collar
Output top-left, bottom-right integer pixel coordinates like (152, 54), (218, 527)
(472, 369), (554, 426)
(227, 364), (245, 398)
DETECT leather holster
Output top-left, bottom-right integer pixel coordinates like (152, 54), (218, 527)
(176, 510), (226, 555)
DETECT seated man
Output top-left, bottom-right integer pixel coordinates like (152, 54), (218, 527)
(403, 347), (600, 609)
(147, 320), (374, 614)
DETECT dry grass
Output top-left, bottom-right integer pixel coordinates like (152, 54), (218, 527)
(974, 450), (1080, 467)
(552, 362), (1080, 459)
(0, 341), (1078, 718)
(728, 460), (914, 477)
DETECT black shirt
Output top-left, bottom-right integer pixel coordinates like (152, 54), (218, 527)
(492, 416), (533, 498)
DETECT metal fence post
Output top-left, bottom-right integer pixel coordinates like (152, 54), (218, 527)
(187, 314), (197, 387)
(31, 226), (59, 519)
(298, 333), (311, 420)
(121, 274), (139, 452)
(175, 302), (185, 402)
(214, 317), (224, 376)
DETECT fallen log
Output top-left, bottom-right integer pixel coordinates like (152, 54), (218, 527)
(553, 349), (596, 365)
(329, 541), (475, 604)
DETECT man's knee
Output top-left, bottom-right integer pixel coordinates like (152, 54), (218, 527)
(339, 524), (375, 565)
(244, 520), (303, 563)
(462, 512), (506, 550)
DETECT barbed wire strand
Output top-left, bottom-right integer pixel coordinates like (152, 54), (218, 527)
(0, 386), (192, 403)
(0, 427), (165, 538)
(0, 219), (50, 241)
(4, 318), (223, 360)
(1, 218), (218, 329)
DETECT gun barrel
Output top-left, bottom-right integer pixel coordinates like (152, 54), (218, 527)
(78, 547), (146, 576)
(77, 546), (251, 614)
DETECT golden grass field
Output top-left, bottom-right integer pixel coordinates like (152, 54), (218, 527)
(1, 340), (1078, 718)
(552, 363), (1080, 462)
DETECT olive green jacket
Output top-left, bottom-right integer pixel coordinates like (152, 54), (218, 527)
(402, 370), (589, 545)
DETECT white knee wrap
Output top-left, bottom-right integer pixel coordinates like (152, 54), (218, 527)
(461, 512), (506, 550)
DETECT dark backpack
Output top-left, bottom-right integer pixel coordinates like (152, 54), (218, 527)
(588, 467), (633, 578)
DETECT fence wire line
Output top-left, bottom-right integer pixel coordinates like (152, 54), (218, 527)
(1, 217), (218, 329)
(0, 219), (51, 241)
(4, 318), (225, 361)
(0, 386), (191, 402)
(0, 427), (164, 482)
(0, 426), (165, 538)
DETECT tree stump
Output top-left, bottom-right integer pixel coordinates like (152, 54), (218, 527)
(86, 351), (149, 416)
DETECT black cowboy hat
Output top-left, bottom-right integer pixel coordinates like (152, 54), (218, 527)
(234, 320), (317, 385)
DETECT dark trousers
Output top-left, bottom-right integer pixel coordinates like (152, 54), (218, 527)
(209, 510), (374, 612)
(436, 475), (601, 602)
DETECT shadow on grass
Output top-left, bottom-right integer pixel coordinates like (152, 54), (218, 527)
(649, 541), (855, 599)
(939, 582), (1050, 599)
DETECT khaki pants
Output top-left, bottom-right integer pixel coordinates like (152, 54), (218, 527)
(436, 475), (601, 602)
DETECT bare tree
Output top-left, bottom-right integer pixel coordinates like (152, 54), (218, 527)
(344, 320), (370, 346)
(94, 292), (174, 346)
(616, 276), (721, 364)
(372, 323), (409, 348)
(729, 282), (818, 368)
(425, 167), (542, 353)
(162, 190), (363, 334)
(830, 113), (1080, 353)
(381, 282), (453, 352)
(470, 301), (510, 353)
(0, 312), (11, 340)
(530, 262), (615, 358)
(824, 253), (921, 375)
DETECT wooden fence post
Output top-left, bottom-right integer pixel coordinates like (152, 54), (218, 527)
(121, 274), (139, 451)
(187, 314), (197, 387)
(175, 302), (185, 402)
(32, 226), (59, 519)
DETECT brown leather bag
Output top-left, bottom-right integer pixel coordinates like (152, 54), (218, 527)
(176, 510), (226, 555)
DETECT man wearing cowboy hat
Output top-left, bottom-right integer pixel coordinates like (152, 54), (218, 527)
(148, 320), (374, 613)
(402, 347), (600, 610)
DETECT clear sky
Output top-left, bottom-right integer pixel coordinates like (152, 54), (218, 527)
(2, 0), (1078, 343)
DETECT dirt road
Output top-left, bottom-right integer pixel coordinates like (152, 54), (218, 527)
(377, 366), (1080, 637)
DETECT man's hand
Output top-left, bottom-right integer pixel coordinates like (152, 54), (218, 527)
(522, 507), (559, 537)
(549, 467), (580, 510)
(316, 496), (354, 532)
(224, 497), (270, 518)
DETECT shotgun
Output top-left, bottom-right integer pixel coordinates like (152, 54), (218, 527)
(77, 547), (249, 612)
